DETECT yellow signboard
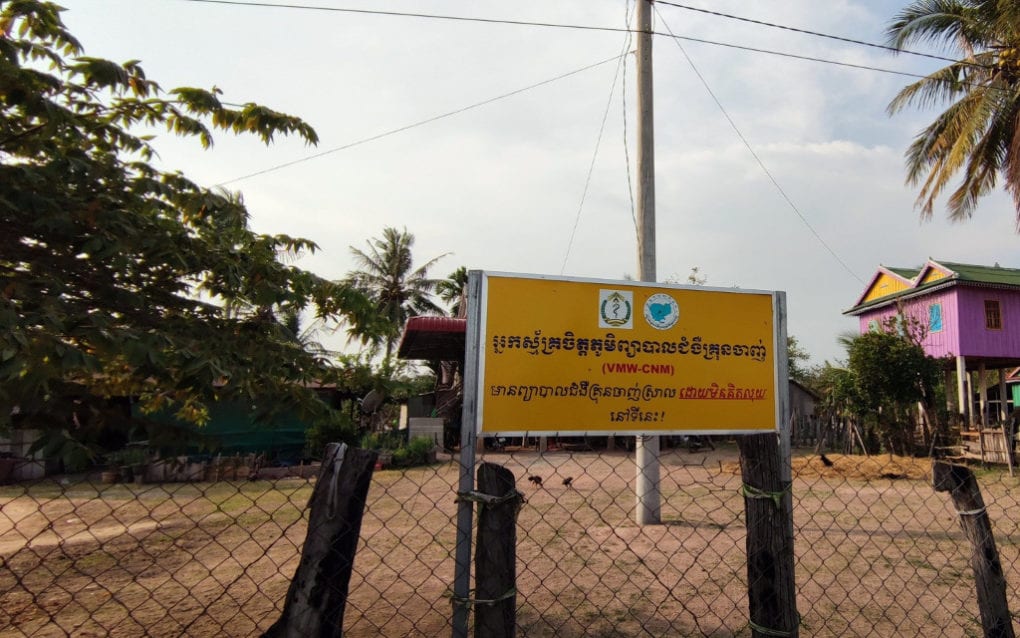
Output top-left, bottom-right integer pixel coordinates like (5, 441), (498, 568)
(475, 273), (782, 434)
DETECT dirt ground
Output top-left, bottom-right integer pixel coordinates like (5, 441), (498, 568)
(2, 444), (1018, 637)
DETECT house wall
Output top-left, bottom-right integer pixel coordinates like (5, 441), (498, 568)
(861, 272), (911, 304)
(789, 383), (816, 419)
(856, 286), (1020, 359)
(956, 287), (1020, 358)
(138, 400), (310, 461)
(856, 288), (960, 358)
(788, 382), (818, 446)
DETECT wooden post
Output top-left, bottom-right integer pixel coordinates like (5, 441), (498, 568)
(932, 462), (1015, 638)
(979, 364), (989, 429)
(957, 356), (969, 426)
(946, 368), (958, 415)
(474, 462), (521, 638)
(263, 443), (378, 638)
(1002, 421), (1015, 478)
(738, 433), (798, 638)
(998, 368), (1009, 425)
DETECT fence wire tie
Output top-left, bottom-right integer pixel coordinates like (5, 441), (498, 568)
(457, 489), (526, 525)
(740, 482), (790, 508)
(455, 489), (524, 507)
(451, 587), (517, 608)
(956, 506), (986, 517)
(748, 618), (795, 637)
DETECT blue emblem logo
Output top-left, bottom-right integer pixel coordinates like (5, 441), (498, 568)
(643, 293), (679, 330)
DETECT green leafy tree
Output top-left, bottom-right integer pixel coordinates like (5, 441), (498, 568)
(840, 318), (944, 455)
(344, 227), (449, 361)
(887, 0), (1020, 224)
(813, 363), (863, 418)
(0, 1), (373, 460)
(786, 336), (812, 384)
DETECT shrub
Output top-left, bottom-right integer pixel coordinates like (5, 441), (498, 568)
(305, 412), (359, 459)
(386, 436), (436, 467)
(359, 430), (404, 451)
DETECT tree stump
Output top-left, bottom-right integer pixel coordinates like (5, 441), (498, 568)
(738, 433), (799, 638)
(262, 443), (377, 638)
(933, 461), (1015, 638)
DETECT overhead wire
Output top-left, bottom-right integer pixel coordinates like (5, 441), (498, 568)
(193, 0), (926, 288)
(621, 0), (638, 238)
(218, 53), (627, 185)
(205, 3), (947, 185)
(561, 1), (634, 275)
(653, 32), (934, 81)
(654, 1), (970, 67)
(180, 0), (635, 34)
(182, 0), (956, 81)
(653, 6), (866, 286)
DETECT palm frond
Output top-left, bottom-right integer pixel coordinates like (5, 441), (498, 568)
(341, 227), (448, 360)
(887, 0), (997, 52)
(888, 66), (982, 116)
(900, 73), (1006, 216)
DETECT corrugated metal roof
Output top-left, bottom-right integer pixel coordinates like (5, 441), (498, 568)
(936, 261), (1020, 286)
(845, 260), (1020, 315)
(396, 316), (466, 361)
(887, 266), (920, 279)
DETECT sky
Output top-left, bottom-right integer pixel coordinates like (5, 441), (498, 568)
(55, 0), (1020, 366)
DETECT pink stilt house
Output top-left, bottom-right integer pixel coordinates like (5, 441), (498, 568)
(844, 259), (1020, 436)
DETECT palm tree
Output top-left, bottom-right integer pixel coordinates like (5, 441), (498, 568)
(887, 1), (1020, 225)
(436, 266), (469, 317)
(345, 227), (449, 361)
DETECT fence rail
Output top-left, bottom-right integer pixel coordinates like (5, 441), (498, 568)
(2, 441), (1018, 636)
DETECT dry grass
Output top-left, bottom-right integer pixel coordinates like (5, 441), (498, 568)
(719, 452), (935, 481)
(791, 452), (934, 481)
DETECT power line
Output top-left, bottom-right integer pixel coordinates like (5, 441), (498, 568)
(655, 31), (933, 81)
(654, 7), (866, 286)
(655, 31), (1000, 98)
(180, 0), (636, 34)
(562, 4), (634, 275)
(655, 1), (966, 66)
(200, 1), (963, 188)
(621, 0), (638, 239)
(218, 54), (627, 185)
(181, 0), (939, 82)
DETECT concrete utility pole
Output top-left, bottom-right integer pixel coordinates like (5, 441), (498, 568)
(634, 0), (661, 526)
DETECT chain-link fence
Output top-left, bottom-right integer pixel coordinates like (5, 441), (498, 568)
(2, 440), (1018, 636)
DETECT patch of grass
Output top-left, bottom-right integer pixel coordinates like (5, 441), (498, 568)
(906, 556), (936, 572)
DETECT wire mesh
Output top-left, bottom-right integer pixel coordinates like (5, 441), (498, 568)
(1, 441), (1018, 636)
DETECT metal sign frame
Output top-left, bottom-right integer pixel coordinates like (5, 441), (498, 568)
(468, 270), (787, 437)
(452, 270), (792, 637)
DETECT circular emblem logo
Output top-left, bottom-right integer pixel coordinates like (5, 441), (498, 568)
(643, 293), (679, 330)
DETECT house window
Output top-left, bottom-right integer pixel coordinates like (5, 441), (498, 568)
(985, 300), (1002, 330)
(867, 320), (878, 333)
(929, 303), (943, 333)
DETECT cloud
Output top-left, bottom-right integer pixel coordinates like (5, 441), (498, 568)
(57, 0), (1020, 366)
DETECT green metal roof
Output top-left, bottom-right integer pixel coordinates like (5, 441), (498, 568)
(936, 261), (1020, 286)
(845, 260), (1020, 315)
(886, 266), (920, 280)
